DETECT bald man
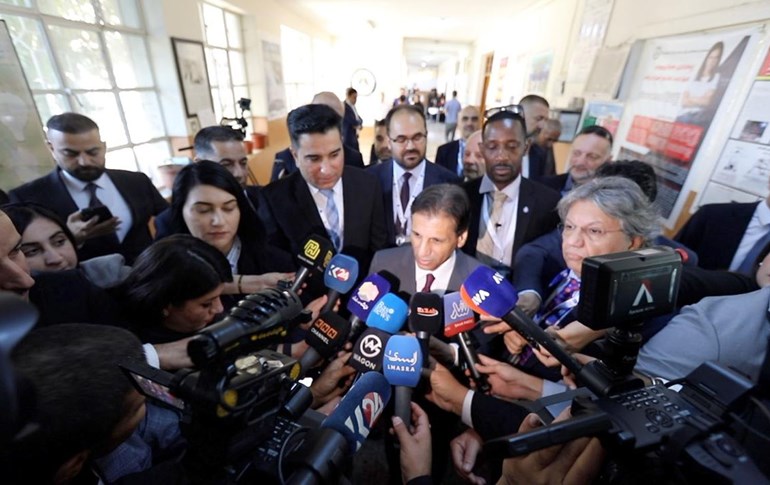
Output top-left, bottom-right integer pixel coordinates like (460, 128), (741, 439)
(435, 105), (481, 177)
(270, 92), (365, 181)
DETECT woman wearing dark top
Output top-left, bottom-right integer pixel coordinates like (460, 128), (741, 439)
(168, 160), (296, 308)
(120, 234), (231, 344)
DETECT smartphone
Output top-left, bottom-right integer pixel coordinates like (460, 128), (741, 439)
(120, 360), (185, 410)
(80, 206), (113, 223)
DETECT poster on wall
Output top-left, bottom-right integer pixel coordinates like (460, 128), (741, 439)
(528, 52), (552, 94)
(0, 20), (52, 190)
(565, 0), (614, 87)
(580, 101), (624, 136)
(614, 27), (757, 219)
(261, 40), (287, 119)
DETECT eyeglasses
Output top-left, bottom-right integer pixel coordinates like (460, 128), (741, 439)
(558, 222), (626, 242)
(389, 133), (427, 145)
(484, 104), (524, 118)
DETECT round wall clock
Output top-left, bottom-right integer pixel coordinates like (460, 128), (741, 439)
(351, 68), (376, 96)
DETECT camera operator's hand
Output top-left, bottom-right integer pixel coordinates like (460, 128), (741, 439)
(474, 354), (543, 401)
(225, 272), (295, 295)
(304, 295), (331, 329)
(560, 353), (597, 389)
(515, 292), (541, 317)
(451, 428), (486, 485)
(425, 361), (468, 416)
(498, 409), (605, 485)
(154, 337), (193, 370)
(66, 210), (120, 245)
(502, 330), (529, 356)
(391, 402), (432, 483)
(310, 350), (355, 409)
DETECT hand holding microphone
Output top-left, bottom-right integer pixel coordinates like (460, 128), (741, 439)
(290, 234), (335, 293)
(382, 335), (423, 424)
(443, 292), (490, 393)
(319, 254), (360, 314)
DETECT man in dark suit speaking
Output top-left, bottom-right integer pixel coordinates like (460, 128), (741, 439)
(9, 113), (167, 264)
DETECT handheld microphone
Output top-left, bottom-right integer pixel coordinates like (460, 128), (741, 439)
(291, 234), (335, 293)
(298, 311), (351, 376)
(319, 254), (359, 314)
(348, 327), (391, 372)
(346, 273), (391, 338)
(365, 292), (409, 334)
(286, 372), (391, 484)
(443, 292), (490, 393)
(408, 292), (443, 368)
(382, 335), (423, 425)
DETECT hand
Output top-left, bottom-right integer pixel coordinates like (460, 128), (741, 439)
(232, 272), (295, 294)
(553, 321), (607, 353)
(304, 295), (330, 327)
(498, 409), (605, 485)
(515, 293), (541, 317)
(154, 337), (193, 370)
(425, 362), (468, 416)
(502, 330), (529, 356)
(481, 320), (509, 336)
(315, 396), (341, 416)
(66, 211), (120, 244)
(450, 428), (486, 484)
(391, 402), (432, 483)
(561, 353), (597, 390)
(474, 354), (543, 401)
(310, 351), (355, 408)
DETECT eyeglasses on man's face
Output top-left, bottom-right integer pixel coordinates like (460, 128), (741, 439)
(558, 222), (626, 242)
(389, 133), (427, 145)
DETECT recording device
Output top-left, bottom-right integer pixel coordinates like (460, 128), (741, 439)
(220, 97), (252, 137)
(298, 311), (351, 377)
(347, 273), (391, 338)
(382, 335), (423, 424)
(349, 327), (391, 372)
(319, 253), (359, 314)
(408, 292), (443, 367)
(443, 291), (490, 393)
(291, 234), (335, 293)
(80, 206), (113, 223)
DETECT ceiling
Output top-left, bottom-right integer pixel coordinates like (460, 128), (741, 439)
(281, 0), (544, 67)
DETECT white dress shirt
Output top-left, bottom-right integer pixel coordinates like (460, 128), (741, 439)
(478, 174), (521, 267)
(729, 200), (770, 271)
(308, 178), (345, 248)
(414, 250), (457, 296)
(59, 170), (132, 242)
(392, 160), (427, 241)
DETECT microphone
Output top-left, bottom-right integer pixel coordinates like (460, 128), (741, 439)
(408, 292), (443, 367)
(319, 254), (359, 314)
(382, 335), (423, 424)
(291, 234), (335, 293)
(298, 311), (351, 377)
(346, 273), (391, 339)
(365, 293), (409, 334)
(287, 372), (391, 484)
(443, 292), (490, 393)
(349, 327), (391, 372)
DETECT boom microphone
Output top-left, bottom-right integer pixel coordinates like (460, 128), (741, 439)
(291, 234), (335, 293)
(443, 292), (490, 393)
(408, 292), (443, 367)
(319, 254), (359, 314)
(382, 335), (423, 424)
(298, 311), (351, 377)
(347, 273), (391, 338)
(287, 372), (391, 484)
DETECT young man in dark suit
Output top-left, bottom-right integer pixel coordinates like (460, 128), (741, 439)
(9, 113), (167, 264)
(368, 105), (461, 246)
(435, 105), (481, 177)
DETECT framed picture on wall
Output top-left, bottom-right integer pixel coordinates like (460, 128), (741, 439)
(171, 37), (214, 117)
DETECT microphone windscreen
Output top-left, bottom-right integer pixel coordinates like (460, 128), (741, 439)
(349, 327), (391, 372)
(321, 371), (391, 453)
(442, 291), (476, 337)
(306, 311), (351, 358)
(296, 234), (334, 273)
(347, 273), (391, 321)
(408, 292), (443, 335)
(365, 293), (408, 334)
(382, 335), (423, 388)
(324, 254), (360, 294)
(460, 266), (517, 318)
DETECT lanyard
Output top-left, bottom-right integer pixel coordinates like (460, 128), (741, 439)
(393, 168), (424, 235)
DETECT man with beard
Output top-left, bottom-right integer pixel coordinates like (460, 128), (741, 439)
(461, 130), (485, 181)
(461, 110), (560, 278)
(9, 113), (167, 263)
(435, 105), (482, 177)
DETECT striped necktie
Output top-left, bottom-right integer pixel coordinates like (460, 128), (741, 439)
(320, 188), (341, 250)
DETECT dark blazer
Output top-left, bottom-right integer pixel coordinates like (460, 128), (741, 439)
(367, 160), (462, 246)
(674, 201), (758, 271)
(535, 172), (569, 193)
(270, 144), (365, 182)
(435, 140), (461, 175)
(526, 143), (552, 179)
(461, 177), (561, 268)
(343, 102), (362, 151)
(258, 167), (388, 296)
(368, 245), (482, 296)
(9, 168), (168, 264)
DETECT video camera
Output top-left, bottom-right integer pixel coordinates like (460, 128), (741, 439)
(220, 97), (252, 137)
(463, 247), (769, 483)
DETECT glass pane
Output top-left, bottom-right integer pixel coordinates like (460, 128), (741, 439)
(0, 0), (31, 8)
(104, 31), (153, 88)
(34, 94), (70, 124)
(233, 86), (249, 106)
(218, 86), (235, 120)
(75, 91), (127, 146)
(38, 0), (96, 23)
(229, 50), (246, 85)
(134, 140), (171, 179)
(105, 147), (137, 171)
(4, 15), (60, 89)
(201, 3), (226, 48)
(211, 48), (231, 91)
(119, 90), (164, 144)
(210, 87), (222, 122)
(99, 0), (142, 28)
(48, 25), (110, 89)
(204, 48), (217, 88)
(225, 12), (241, 49)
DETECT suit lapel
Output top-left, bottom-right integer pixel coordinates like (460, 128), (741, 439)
(512, 178), (535, 254)
(291, 174), (326, 239)
(465, 178), (483, 252)
(107, 170), (139, 227)
(380, 161), (395, 236)
(49, 170), (80, 215)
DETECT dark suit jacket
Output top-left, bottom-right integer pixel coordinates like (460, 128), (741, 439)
(535, 172), (569, 192)
(674, 201), (758, 271)
(343, 102), (361, 151)
(270, 145), (365, 182)
(367, 160), (462, 246)
(258, 167), (387, 297)
(9, 169), (167, 264)
(526, 143), (554, 179)
(435, 140), (461, 175)
(461, 177), (561, 269)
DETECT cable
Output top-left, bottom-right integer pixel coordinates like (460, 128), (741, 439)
(278, 425), (311, 485)
(727, 411), (770, 444)
(750, 396), (770, 424)
(663, 378), (686, 388)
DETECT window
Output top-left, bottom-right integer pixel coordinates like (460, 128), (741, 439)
(201, 3), (248, 127)
(0, 0), (169, 175)
(280, 25), (314, 110)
